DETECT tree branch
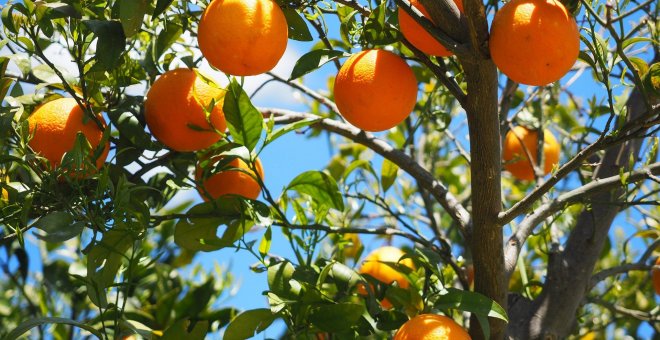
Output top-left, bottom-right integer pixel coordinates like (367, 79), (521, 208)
(498, 103), (660, 226)
(260, 107), (472, 234)
(589, 239), (660, 289)
(587, 296), (660, 322)
(504, 162), (660, 278)
(451, 0), (505, 337)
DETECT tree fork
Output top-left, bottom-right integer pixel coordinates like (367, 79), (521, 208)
(418, 0), (506, 337)
(506, 54), (660, 339)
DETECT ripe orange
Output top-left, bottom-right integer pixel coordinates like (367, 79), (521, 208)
(652, 257), (660, 295)
(197, 0), (288, 76)
(196, 157), (264, 201)
(340, 233), (362, 259)
(489, 0), (580, 86)
(393, 314), (471, 340)
(334, 49), (418, 132)
(1, 176), (8, 201)
(144, 68), (227, 152)
(27, 98), (109, 173)
(358, 246), (415, 308)
(398, 0), (463, 56)
(503, 126), (560, 181)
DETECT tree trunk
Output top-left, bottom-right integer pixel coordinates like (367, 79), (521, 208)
(506, 62), (657, 339)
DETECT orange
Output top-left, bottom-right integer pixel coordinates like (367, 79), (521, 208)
(27, 98), (109, 173)
(503, 126), (560, 181)
(358, 246), (415, 308)
(398, 0), (463, 56)
(489, 0), (580, 86)
(394, 314), (471, 340)
(334, 49), (418, 132)
(144, 68), (227, 152)
(197, 0), (288, 76)
(653, 257), (660, 295)
(340, 233), (362, 259)
(1, 176), (8, 201)
(196, 157), (264, 201)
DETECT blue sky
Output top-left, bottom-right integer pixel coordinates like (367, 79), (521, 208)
(0, 0), (657, 338)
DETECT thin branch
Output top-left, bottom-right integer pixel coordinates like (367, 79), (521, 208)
(498, 103), (660, 225)
(267, 72), (338, 113)
(587, 296), (660, 322)
(589, 239), (660, 289)
(260, 107), (472, 234)
(504, 162), (660, 277)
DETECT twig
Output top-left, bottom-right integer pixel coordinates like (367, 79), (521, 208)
(260, 107), (472, 234)
(504, 162), (660, 277)
(589, 239), (660, 289)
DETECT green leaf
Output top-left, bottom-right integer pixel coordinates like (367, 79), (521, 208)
(642, 63), (660, 98)
(325, 262), (361, 287)
(108, 109), (154, 149)
(286, 170), (344, 210)
(31, 64), (56, 83)
(161, 319), (208, 340)
(223, 79), (263, 151)
(434, 288), (508, 339)
(622, 36), (652, 50)
(380, 159), (398, 192)
(309, 303), (365, 332)
(282, 7), (313, 41)
(153, 0), (176, 18)
(86, 229), (133, 307)
(375, 310), (408, 331)
(83, 20), (126, 70)
(119, 0), (147, 37)
(267, 261), (302, 299)
(259, 227), (272, 257)
(0, 56), (10, 77)
(0, 77), (14, 102)
(174, 197), (258, 251)
(33, 211), (83, 243)
(6, 317), (103, 340)
(265, 117), (320, 146)
(224, 309), (278, 340)
(363, 2), (399, 45)
(290, 49), (346, 80)
(175, 278), (216, 319)
(38, 2), (81, 19)
(1, 4), (28, 34)
(628, 56), (649, 77)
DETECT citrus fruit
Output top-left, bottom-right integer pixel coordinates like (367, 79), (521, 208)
(334, 49), (418, 132)
(358, 246), (415, 308)
(489, 0), (580, 86)
(653, 257), (660, 295)
(340, 233), (362, 259)
(398, 0), (463, 56)
(1, 176), (8, 201)
(27, 97), (109, 173)
(144, 68), (227, 152)
(393, 314), (471, 340)
(503, 126), (560, 181)
(196, 156), (264, 201)
(197, 0), (288, 76)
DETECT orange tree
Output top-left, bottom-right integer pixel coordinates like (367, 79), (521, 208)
(0, 0), (659, 339)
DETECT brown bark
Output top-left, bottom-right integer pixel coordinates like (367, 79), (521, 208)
(457, 0), (507, 337)
(417, 0), (506, 337)
(506, 63), (658, 339)
(461, 56), (506, 339)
